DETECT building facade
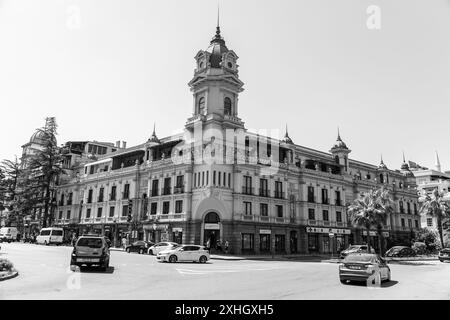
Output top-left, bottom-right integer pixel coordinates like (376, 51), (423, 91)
(54, 24), (420, 254)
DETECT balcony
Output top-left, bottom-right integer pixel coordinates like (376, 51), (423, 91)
(323, 220), (330, 226)
(335, 200), (342, 206)
(242, 187), (254, 195)
(110, 195), (116, 201)
(174, 186), (185, 194)
(151, 189), (159, 197)
(307, 197), (315, 203)
(97, 197), (104, 203)
(243, 214), (254, 221)
(259, 189), (269, 197)
(119, 216), (128, 222)
(94, 217), (102, 223)
(274, 191), (285, 199)
(151, 213), (186, 221)
(322, 199), (330, 205)
(162, 187), (172, 196)
(260, 216), (270, 222)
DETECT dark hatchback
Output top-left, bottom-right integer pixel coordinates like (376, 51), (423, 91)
(385, 246), (416, 257)
(125, 240), (154, 254)
(438, 248), (450, 262)
(339, 253), (391, 285)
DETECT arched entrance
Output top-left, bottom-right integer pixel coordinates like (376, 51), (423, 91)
(203, 212), (221, 252)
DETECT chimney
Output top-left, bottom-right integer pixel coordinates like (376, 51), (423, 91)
(115, 141), (120, 148)
(122, 141), (127, 149)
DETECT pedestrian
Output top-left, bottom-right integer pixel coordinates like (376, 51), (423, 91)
(122, 236), (127, 249)
(206, 238), (211, 253)
(224, 240), (229, 254)
(216, 240), (222, 252)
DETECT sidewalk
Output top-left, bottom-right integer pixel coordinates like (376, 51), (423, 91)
(210, 253), (341, 263)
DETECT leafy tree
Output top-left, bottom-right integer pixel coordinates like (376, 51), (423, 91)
(347, 187), (394, 255)
(25, 117), (64, 228)
(419, 189), (449, 248)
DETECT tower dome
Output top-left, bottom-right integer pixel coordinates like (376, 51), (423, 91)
(29, 129), (56, 146)
(400, 152), (409, 170)
(205, 25), (229, 68)
(331, 129), (349, 151)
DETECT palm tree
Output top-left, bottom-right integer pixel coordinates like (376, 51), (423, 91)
(347, 187), (394, 255)
(419, 189), (449, 249)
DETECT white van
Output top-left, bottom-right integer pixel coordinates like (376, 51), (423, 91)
(36, 227), (64, 245)
(0, 227), (18, 242)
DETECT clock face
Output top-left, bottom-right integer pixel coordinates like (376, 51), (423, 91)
(227, 62), (233, 68)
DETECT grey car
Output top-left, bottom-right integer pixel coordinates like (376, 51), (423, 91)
(339, 253), (391, 285)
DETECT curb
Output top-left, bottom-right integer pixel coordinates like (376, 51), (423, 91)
(0, 271), (19, 282)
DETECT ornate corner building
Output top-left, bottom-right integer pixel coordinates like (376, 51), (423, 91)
(54, 23), (420, 255)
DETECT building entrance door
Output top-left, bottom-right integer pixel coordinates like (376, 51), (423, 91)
(203, 212), (221, 252)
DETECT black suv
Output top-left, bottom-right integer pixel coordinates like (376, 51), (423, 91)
(70, 236), (110, 271)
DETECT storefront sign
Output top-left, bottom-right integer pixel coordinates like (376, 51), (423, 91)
(259, 229), (271, 234)
(362, 231), (377, 236)
(204, 223), (220, 230)
(329, 233), (335, 237)
(173, 228), (183, 232)
(382, 232), (390, 238)
(306, 227), (351, 235)
(143, 224), (169, 231)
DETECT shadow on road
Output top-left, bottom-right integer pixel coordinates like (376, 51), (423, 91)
(78, 266), (115, 274)
(343, 280), (399, 288)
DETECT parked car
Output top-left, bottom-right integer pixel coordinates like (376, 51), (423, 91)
(157, 245), (210, 263)
(0, 227), (18, 243)
(70, 235), (110, 271)
(36, 227), (64, 245)
(385, 246), (416, 257)
(148, 242), (179, 255)
(438, 248), (450, 262)
(339, 245), (375, 259)
(339, 253), (391, 285)
(125, 240), (154, 254)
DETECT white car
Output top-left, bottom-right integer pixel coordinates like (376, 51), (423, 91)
(148, 241), (179, 255)
(157, 245), (210, 263)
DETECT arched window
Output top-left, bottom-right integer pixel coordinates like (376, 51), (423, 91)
(224, 97), (232, 116)
(198, 97), (205, 115)
(204, 212), (220, 223)
(379, 174), (384, 184)
(334, 155), (339, 164)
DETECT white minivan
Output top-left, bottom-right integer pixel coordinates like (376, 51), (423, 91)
(0, 227), (18, 242)
(36, 227), (64, 245)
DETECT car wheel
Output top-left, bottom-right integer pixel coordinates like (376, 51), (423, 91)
(139, 249), (144, 254)
(199, 255), (207, 263)
(126, 248), (131, 253)
(169, 255), (177, 263)
(385, 270), (391, 282)
(149, 249), (154, 255)
(439, 258), (444, 263)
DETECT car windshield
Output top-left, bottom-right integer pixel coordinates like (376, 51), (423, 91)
(344, 254), (376, 263)
(390, 247), (403, 252)
(77, 238), (103, 248)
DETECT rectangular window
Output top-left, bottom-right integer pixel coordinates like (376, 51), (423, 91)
(259, 178), (268, 196)
(336, 211), (342, 223)
(218, 171), (221, 186)
(223, 172), (226, 187)
(414, 203), (417, 215)
(407, 202), (411, 214)
(243, 176), (252, 194)
(89, 165), (94, 174)
(162, 201), (170, 214)
(86, 208), (91, 218)
(276, 205), (283, 218)
(401, 218), (405, 227)
(275, 235), (285, 253)
(152, 180), (159, 196)
(97, 207), (103, 218)
(198, 172), (201, 187)
(122, 205), (128, 217)
(335, 191), (341, 206)
(202, 172), (205, 186)
(58, 211), (63, 219)
(109, 206), (115, 217)
(415, 220), (419, 228)
(67, 210), (71, 219)
(175, 200), (183, 213)
(244, 201), (252, 215)
(228, 173), (231, 188)
(150, 203), (157, 215)
(175, 176), (184, 193)
(123, 184), (130, 199)
(408, 219), (412, 228)
(213, 171), (216, 185)
(98, 187), (104, 202)
(67, 192), (73, 205)
(427, 218), (432, 227)
(241, 233), (254, 251)
(260, 203), (268, 216)
(194, 173), (197, 187)
(87, 189), (93, 203)
(260, 234), (271, 252)
(321, 188), (328, 204)
(307, 186), (315, 202)
(323, 210), (329, 221)
(308, 208), (315, 220)
(399, 201), (404, 214)
(163, 178), (171, 195)
(110, 186), (117, 200)
(275, 181), (283, 198)
(206, 172), (209, 186)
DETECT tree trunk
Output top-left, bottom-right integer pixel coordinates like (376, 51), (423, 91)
(437, 215), (445, 249)
(366, 225), (371, 253)
(42, 182), (51, 228)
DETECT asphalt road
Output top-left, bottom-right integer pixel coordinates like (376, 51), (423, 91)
(1, 242), (449, 300)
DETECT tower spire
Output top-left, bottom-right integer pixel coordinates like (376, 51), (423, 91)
(337, 127), (342, 141)
(402, 151), (406, 163)
(214, 2), (221, 40)
(435, 150), (442, 172)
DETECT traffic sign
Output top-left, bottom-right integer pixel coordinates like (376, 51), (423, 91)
(329, 233), (335, 237)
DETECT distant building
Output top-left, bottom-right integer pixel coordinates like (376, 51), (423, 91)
(54, 22), (420, 254)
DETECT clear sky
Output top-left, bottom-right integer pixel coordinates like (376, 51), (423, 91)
(1, 0), (449, 171)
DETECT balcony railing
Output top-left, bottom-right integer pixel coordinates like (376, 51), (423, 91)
(162, 187), (172, 196)
(307, 197), (315, 203)
(335, 200), (342, 206)
(174, 186), (184, 194)
(243, 214), (254, 221)
(242, 187), (254, 195)
(259, 189), (269, 197)
(274, 191), (285, 199)
(322, 199), (329, 205)
(151, 189), (159, 197)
